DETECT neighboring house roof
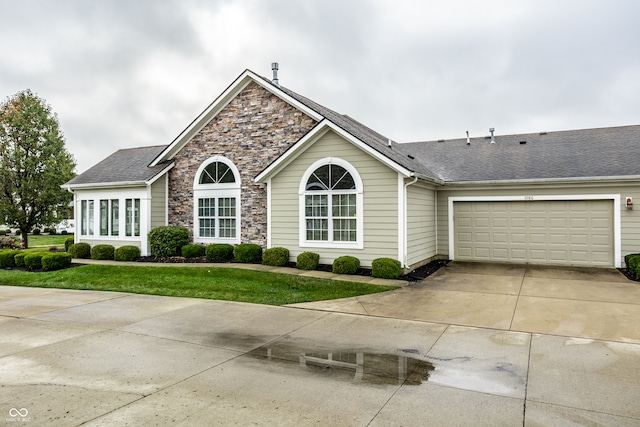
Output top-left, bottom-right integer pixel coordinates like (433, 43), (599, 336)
(63, 144), (172, 188)
(402, 125), (640, 183)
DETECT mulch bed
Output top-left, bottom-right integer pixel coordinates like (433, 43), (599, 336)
(618, 268), (639, 282)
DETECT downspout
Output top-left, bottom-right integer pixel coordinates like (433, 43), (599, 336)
(403, 176), (419, 268)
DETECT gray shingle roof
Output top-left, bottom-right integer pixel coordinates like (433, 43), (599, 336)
(64, 145), (171, 186)
(276, 85), (439, 179)
(401, 125), (640, 182)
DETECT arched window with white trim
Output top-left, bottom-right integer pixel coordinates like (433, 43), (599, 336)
(193, 156), (241, 244)
(299, 158), (363, 249)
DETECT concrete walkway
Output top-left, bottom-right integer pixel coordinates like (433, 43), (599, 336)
(1, 262), (639, 426)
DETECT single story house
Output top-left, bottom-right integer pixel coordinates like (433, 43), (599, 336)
(63, 68), (640, 269)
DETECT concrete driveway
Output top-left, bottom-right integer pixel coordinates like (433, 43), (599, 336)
(1, 262), (640, 426)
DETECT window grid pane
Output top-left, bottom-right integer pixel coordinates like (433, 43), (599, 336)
(332, 194), (356, 217)
(198, 198), (215, 217)
(333, 219), (357, 242)
(306, 219), (328, 241)
(218, 197), (236, 217)
(219, 219), (236, 238)
(305, 195), (328, 217)
(199, 218), (215, 237)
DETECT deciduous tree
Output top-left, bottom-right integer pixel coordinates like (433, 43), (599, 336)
(0, 89), (76, 248)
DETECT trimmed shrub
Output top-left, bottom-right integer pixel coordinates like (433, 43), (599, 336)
(626, 253), (640, 279)
(68, 242), (91, 259)
(91, 244), (115, 260)
(182, 244), (205, 258)
(206, 244), (234, 262)
(148, 226), (189, 257)
(296, 251), (319, 271)
(65, 237), (75, 252)
(372, 258), (402, 279)
(332, 256), (360, 275)
(233, 244), (262, 263)
(114, 245), (141, 262)
(24, 252), (47, 270)
(42, 253), (72, 271)
(262, 247), (289, 267)
(14, 252), (27, 267)
(61, 230), (68, 235)
(0, 250), (17, 268)
(32, 228), (41, 235)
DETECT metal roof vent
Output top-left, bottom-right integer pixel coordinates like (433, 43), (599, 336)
(489, 128), (495, 144)
(466, 131), (470, 145)
(271, 62), (279, 87)
(519, 140), (527, 145)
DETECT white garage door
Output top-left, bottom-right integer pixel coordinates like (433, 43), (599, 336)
(453, 200), (614, 266)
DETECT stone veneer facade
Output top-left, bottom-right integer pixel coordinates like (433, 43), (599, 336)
(167, 81), (317, 246)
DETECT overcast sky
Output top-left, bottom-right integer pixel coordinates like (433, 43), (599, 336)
(1, 0), (639, 173)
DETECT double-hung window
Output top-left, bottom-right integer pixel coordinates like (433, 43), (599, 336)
(80, 200), (94, 236)
(193, 157), (240, 244)
(99, 199), (121, 236)
(300, 159), (363, 248)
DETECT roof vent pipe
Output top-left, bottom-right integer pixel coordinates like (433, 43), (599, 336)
(489, 127), (495, 144)
(271, 62), (279, 87)
(466, 131), (470, 145)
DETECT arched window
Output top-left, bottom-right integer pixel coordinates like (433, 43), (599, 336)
(299, 158), (363, 248)
(193, 156), (241, 244)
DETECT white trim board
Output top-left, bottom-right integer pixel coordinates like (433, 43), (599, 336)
(447, 194), (621, 268)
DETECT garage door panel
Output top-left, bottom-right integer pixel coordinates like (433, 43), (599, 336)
(454, 200), (613, 266)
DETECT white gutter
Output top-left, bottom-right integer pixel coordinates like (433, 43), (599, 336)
(400, 176), (419, 268)
(445, 175), (640, 186)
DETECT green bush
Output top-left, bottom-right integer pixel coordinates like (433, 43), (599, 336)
(14, 252), (27, 267)
(68, 242), (91, 259)
(182, 244), (205, 258)
(0, 250), (17, 268)
(626, 253), (640, 279)
(24, 252), (47, 270)
(148, 226), (189, 257)
(61, 230), (68, 235)
(234, 244), (263, 263)
(65, 237), (75, 252)
(91, 244), (115, 260)
(372, 258), (402, 279)
(262, 247), (290, 267)
(206, 244), (234, 262)
(114, 245), (141, 261)
(296, 252), (319, 270)
(32, 228), (41, 235)
(41, 252), (72, 271)
(332, 256), (360, 275)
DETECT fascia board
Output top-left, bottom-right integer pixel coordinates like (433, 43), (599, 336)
(61, 182), (147, 191)
(445, 175), (640, 186)
(145, 163), (175, 186)
(149, 70), (323, 167)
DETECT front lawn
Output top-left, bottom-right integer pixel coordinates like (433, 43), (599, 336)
(0, 264), (397, 305)
(27, 234), (73, 249)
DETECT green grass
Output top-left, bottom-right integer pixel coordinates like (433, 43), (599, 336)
(0, 264), (397, 305)
(27, 234), (73, 249)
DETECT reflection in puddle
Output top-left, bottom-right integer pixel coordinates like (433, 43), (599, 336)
(247, 343), (434, 386)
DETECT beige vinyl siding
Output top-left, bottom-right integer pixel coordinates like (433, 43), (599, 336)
(150, 175), (167, 229)
(436, 182), (640, 263)
(270, 130), (398, 267)
(406, 182), (437, 267)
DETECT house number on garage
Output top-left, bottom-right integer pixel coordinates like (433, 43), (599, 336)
(523, 196), (535, 200)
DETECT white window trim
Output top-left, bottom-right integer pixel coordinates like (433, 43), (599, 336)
(298, 157), (364, 249)
(193, 156), (241, 244)
(447, 194), (621, 268)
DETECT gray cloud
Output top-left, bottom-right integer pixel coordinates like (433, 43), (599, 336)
(1, 0), (638, 172)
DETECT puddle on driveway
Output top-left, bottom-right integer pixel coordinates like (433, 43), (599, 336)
(246, 340), (434, 386)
